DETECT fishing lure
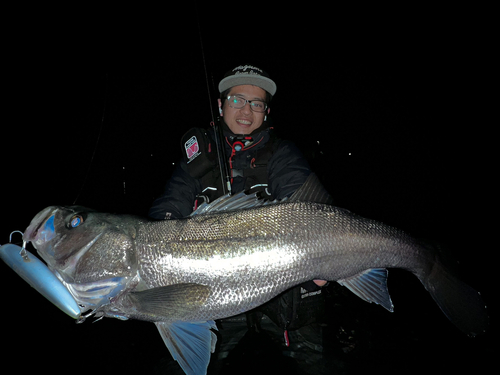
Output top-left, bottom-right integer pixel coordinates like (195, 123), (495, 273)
(0, 231), (81, 318)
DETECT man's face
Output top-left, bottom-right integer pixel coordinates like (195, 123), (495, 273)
(220, 85), (268, 135)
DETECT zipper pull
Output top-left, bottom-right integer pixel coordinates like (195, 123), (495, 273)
(283, 320), (290, 347)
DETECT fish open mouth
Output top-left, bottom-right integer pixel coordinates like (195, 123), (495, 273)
(23, 206), (58, 248)
(19, 206), (112, 319)
(0, 207), (83, 319)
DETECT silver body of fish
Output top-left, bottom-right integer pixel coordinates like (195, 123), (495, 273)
(22, 177), (488, 375)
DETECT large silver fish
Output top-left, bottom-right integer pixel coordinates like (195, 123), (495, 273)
(21, 175), (488, 375)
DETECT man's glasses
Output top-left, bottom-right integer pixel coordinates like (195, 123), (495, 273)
(227, 95), (268, 113)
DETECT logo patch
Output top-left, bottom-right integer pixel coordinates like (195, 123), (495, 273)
(185, 136), (200, 163)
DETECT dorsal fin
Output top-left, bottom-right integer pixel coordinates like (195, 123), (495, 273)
(190, 191), (277, 216)
(290, 173), (333, 204)
(190, 173), (333, 217)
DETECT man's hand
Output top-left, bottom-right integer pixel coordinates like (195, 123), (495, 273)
(313, 279), (327, 287)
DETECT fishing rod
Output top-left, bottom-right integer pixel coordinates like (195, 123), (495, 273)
(195, 5), (231, 196)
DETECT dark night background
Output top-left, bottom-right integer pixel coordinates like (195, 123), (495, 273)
(1, 3), (495, 374)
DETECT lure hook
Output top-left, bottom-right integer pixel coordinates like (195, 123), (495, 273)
(9, 230), (23, 243)
(77, 308), (98, 324)
(9, 230), (28, 260)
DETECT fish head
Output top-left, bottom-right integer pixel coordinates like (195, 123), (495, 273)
(23, 206), (140, 313)
(24, 206), (96, 273)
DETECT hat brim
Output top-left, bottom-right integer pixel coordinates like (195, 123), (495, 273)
(219, 75), (277, 96)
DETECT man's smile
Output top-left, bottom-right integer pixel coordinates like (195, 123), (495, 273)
(236, 119), (252, 126)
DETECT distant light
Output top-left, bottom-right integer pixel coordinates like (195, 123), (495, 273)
(348, 153), (352, 156)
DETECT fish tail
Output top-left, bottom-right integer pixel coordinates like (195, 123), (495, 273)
(422, 261), (488, 337)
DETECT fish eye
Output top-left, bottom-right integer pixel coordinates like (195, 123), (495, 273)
(69, 215), (84, 228)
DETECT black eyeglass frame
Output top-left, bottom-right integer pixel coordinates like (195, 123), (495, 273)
(226, 95), (268, 113)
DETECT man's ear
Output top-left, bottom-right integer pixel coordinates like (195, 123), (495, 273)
(217, 98), (223, 116)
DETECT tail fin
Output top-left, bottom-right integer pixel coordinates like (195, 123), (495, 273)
(423, 261), (488, 337)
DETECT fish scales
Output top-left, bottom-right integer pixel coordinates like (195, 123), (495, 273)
(134, 202), (426, 321)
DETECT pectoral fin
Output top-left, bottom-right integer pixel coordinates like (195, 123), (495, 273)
(155, 320), (218, 375)
(127, 283), (211, 318)
(338, 268), (394, 312)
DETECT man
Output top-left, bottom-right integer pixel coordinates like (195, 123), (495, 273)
(149, 64), (313, 218)
(149, 65), (330, 373)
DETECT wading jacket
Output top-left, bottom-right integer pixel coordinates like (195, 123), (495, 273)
(149, 125), (312, 219)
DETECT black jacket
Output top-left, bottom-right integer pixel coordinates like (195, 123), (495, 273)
(149, 126), (312, 219)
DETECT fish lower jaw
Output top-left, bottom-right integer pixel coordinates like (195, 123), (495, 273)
(63, 274), (141, 318)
